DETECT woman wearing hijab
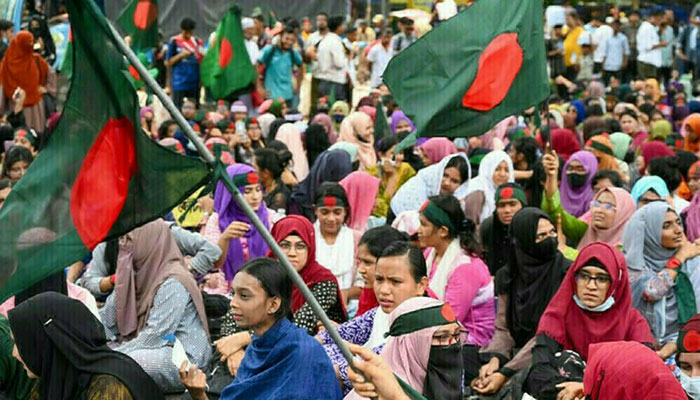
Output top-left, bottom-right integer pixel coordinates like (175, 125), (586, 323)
(0, 31), (55, 134)
(390, 110), (416, 135)
(275, 123), (309, 181)
(610, 131), (633, 161)
(543, 150), (598, 218)
(463, 150), (515, 225)
(289, 149), (353, 221)
(331, 100), (350, 132)
(569, 100), (587, 126)
(0, 313), (33, 400)
(676, 314), (700, 398)
(338, 111), (376, 171)
(417, 195), (495, 346)
(340, 171), (380, 232)
(257, 113), (276, 140)
(390, 153), (471, 217)
(245, 117), (265, 150)
(203, 164), (270, 282)
(183, 259), (343, 400)
(479, 183), (527, 276)
(418, 138), (457, 167)
(623, 202), (700, 357)
(684, 114), (700, 154)
(524, 242), (655, 400)
(266, 118), (287, 141)
(586, 135), (628, 182)
(630, 175), (671, 208)
(367, 136), (416, 219)
(28, 15), (56, 65)
(304, 123), (330, 168)
(549, 128), (581, 162)
(99, 220), (211, 392)
(9, 292), (163, 400)
(345, 297), (463, 400)
(639, 140), (674, 175)
(471, 208), (571, 396)
(311, 113), (338, 144)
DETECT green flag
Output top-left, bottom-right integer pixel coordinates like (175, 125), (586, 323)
(374, 103), (389, 141)
(201, 6), (256, 100)
(0, 0), (211, 300)
(117, 0), (158, 50)
(384, 0), (548, 148)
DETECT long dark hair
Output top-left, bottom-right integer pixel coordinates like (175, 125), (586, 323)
(239, 258), (292, 320)
(359, 226), (409, 258)
(378, 241), (427, 282)
(428, 194), (481, 256)
(2, 146), (33, 180)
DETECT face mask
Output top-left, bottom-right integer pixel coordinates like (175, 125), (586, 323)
(423, 342), (463, 400)
(566, 172), (587, 188)
(333, 114), (344, 123)
(531, 237), (557, 260)
(681, 370), (700, 399)
(573, 294), (615, 312)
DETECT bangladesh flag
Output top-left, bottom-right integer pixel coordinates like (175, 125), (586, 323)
(0, 0), (211, 300)
(374, 103), (389, 141)
(384, 0), (548, 148)
(201, 6), (256, 100)
(117, 0), (158, 50)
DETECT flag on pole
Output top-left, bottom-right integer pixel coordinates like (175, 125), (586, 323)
(201, 6), (256, 100)
(384, 0), (549, 149)
(116, 0), (158, 50)
(374, 102), (390, 141)
(0, 0), (211, 300)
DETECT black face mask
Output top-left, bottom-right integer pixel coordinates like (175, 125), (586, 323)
(566, 172), (587, 188)
(423, 343), (463, 400)
(531, 236), (557, 260)
(333, 114), (344, 123)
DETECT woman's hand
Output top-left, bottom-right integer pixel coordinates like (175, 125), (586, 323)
(221, 221), (250, 240)
(542, 150), (560, 198)
(555, 381), (584, 400)
(656, 342), (678, 360)
(226, 349), (246, 377)
(214, 331), (251, 361)
(472, 372), (507, 394)
(675, 237), (700, 264)
(316, 320), (340, 334)
(179, 362), (208, 400)
(478, 357), (500, 380)
(347, 344), (409, 400)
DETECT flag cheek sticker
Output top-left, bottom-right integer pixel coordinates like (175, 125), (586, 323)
(461, 32), (523, 111)
(71, 118), (137, 249)
(134, 1), (158, 30)
(219, 38), (234, 69)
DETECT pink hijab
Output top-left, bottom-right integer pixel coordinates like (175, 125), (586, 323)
(276, 123), (310, 181)
(339, 171), (380, 231)
(577, 187), (635, 249)
(481, 116), (516, 150)
(311, 113), (338, 144)
(419, 138), (457, 165)
(339, 112), (376, 170)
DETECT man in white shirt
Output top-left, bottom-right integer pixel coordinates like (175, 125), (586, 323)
(241, 17), (261, 66)
(367, 29), (393, 88)
(590, 15), (613, 75)
(314, 15), (349, 101)
(636, 9), (667, 79)
(602, 20), (630, 85)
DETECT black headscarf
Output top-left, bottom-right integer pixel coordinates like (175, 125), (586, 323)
(495, 208), (570, 348)
(8, 292), (164, 400)
(28, 15), (56, 65)
(267, 118), (288, 142)
(304, 124), (330, 167)
(15, 270), (67, 305)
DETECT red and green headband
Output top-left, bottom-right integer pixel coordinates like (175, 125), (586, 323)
(495, 184), (527, 206)
(316, 195), (347, 208)
(386, 303), (457, 338)
(420, 200), (456, 233)
(233, 171), (260, 188)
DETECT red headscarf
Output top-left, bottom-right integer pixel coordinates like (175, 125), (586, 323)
(0, 31), (48, 107)
(584, 341), (687, 400)
(535, 242), (654, 359)
(270, 215), (347, 318)
(684, 114), (700, 154)
(550, 128), (581, 162)
(640, 141), (674, 174)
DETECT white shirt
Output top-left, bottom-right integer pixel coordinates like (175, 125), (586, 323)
(367, 42), (392, 88)
(592, 24), (614, 63)
(314, 32), (348, 84)
(637, 21), (662, 67)
(602, 32), (630, 71)
(244, 39), (261, 65)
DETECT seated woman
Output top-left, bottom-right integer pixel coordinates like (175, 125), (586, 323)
(479, 183), (527, 276)
(338, 111), (376, 171)
(317, 240), (428, 394)
(9, 292), (163, 400)
(366, 137), (416, 219)
(543, 150), (598, 219)
(630, 175), (671, 208)
(524, 242), (655, 400)
(623, 201), (700, 359)
(219, 215), (347, 339)
(1, 146), (33, 183)
(675, 314), (700, 398)
(345, 297), (463, 400)
(340, 171), (381, 232)
(181, 258), (343, 400)
(253, 147), (292, 212)
(418, 138), (457, 167)
(469, 208), (571, 396)
(100, 220), (211, 393)
(463, 150), (514, 225)
(203, 164), (270, 282)
(417, 195), (495, 347)
(390, 153), (470, 218)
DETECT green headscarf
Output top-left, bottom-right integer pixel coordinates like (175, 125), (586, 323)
(609, 132), (633, 160)
(650, 120), (673, 141)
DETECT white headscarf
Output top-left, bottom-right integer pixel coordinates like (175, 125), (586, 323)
(463, 150), (514, 223)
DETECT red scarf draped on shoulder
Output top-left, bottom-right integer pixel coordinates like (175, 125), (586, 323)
(535, 242), (654, 359)
(174, 34), (203, 63)
(0, 31), (48, 107)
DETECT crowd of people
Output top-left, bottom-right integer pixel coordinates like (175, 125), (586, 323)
(6, 1), (700, 399)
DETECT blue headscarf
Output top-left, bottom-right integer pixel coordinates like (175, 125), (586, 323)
(630, 176), (670, 206)
(571, 100), (587, 125)
(220, 318), (343, 400)
(289, 149), (352, 220)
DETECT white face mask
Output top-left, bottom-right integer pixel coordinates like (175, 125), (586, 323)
(680, 370), (700, 399)
(573, 294), (615, 312)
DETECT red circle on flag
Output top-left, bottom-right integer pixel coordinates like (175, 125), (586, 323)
(500, 187), (514, 199)
(441, 303), (456, 322)
(684, 330), (700, 352)
(134, 1), (158, 30)
(71, 118), (138, 250)
(462, 32), (523, 111)
(219, 38), (234, 69)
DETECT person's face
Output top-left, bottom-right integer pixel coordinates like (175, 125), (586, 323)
(381, 32), (392, 46)
(660, 210), (684, 250)
(679, 353), (700, 378)
(575, 266), (612, 308)
(243, 184), (263, 211)
(404, 24), (414, 36)
(7, 160), (28, 182)
(651, 112), (664, 123)
(566, 15), (576, 28)
(316, 15), (328, 31)
(279, 234), (309, 272)
(234, 112), (247, 122)
(620, 115), (638, 135)
(593, 178), (614, 194)
(208, 128), (222, 139)
(357, 244), (377, 287)
(495, 199), (522, 225)
(553, 27), (563, 38)
(439, 166), (462, 195)
(302, 19), (312, 34)
(166, 124), (178, 138)
(380, 146), (398, 174)
(12, 136), (33, 153)
(567, 105), (577, 119)
(591, 190), (617, 230)
(566, 160), (586, 176)
(689, 177), (700, 195)
(374, 255), (427, 313)
(12, 344), (37, 379)
(417, 214), (448, 249)
(280, 32), (295, 50)
(629, 13), (640, 25)
(29, 20), (39, 31)
(0, 185), (10, 210)
(247, 123), (262, 142)
(431, 322), (461, 346)
(637, 189), (662, 209)
(492, 161), (510, 187)
(182, 29), (193, 39)
(395, 120), (411, 133)
(665, 10), (674, 24)
(315, 206), (347, 236)
(182, 102), (196, 119)
(418, 147), (431, 167)
(243, 26), (256, 40)
(535, 218), (557, 243)
(230, 271), (280, 330)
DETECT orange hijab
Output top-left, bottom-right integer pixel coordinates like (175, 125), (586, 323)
(684, 114), (700, 154)
(0, 31), (48, 107)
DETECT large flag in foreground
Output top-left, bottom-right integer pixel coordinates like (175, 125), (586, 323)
(117, 0), (159, 50)
(0, 0), (211, 300)
(384, 0), (548, 145)
(201, 6), (256, 100)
